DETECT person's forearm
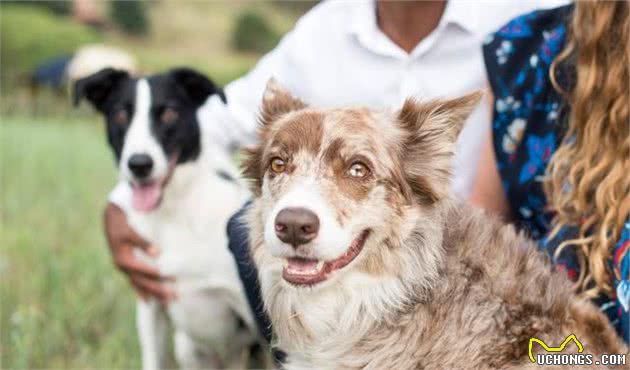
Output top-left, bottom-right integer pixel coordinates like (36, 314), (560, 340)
(468, 91), (513, 221)
(205, 28), (299, 151)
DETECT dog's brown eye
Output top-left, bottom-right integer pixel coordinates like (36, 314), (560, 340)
(348, 162), (370, 178)
(114, 109), (128, 125)
(161, 107), (178, 124)
(270, 157), (286, 173)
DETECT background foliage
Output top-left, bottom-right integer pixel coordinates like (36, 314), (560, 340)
(232, 10), (281, 53)
(0, 5), (101, 85)
(110, 1), (149, 36)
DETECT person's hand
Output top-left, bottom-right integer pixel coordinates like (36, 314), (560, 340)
(103, 203), (175, 303)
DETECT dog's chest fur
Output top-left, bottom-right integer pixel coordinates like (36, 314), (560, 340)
(133, 158), (244, 268)
(263, 201), (626, 370)
(119, 148), (252, 336)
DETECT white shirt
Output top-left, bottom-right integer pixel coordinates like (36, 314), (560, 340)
(112, 0), (565, 204)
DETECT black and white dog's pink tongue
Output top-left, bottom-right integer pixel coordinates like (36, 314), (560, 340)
(132, 183), (161, 212)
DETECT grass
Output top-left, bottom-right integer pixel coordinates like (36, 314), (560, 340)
(0, 116), (140, 368)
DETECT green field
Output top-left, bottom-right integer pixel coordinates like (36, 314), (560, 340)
(1, 117), (140, 368)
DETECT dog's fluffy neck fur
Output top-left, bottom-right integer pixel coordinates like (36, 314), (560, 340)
(252, 198), (451, 368)
(252, 196), (626, 370)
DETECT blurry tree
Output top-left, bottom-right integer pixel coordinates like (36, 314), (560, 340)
(0, 5), (100, 84)
(232, 10), (280, 53)
(2, 0), (72, 15)
(271, 0), (319, 14)
(110, 1), (149, 36)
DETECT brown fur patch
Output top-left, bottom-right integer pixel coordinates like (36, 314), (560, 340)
(569, 302), (628, 355)
(271, 112), (324, 156)
(320, 136), (374, 202)
(241, 146), (265, 195)
(359, 251), (389, 276)
(321, 137), (344, 165)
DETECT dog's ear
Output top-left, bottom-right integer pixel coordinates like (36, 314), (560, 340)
(241, 79), (305, 196)
(73, 68), (130, 112)
(241, 145), (264, 196)
(397, 91), (483, 203)
(169, 67), (227, 105)
(260, 78), (306, 126)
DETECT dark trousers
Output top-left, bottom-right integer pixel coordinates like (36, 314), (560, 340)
(226, 201), (272, 341)
(227, 201), (286, 363)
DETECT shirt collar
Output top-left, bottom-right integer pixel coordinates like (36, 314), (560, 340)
(348, 0), (378, 39)
(348, 0), (402, 58)
(348, 0), (481, 38)
(441, 0), (480, 34)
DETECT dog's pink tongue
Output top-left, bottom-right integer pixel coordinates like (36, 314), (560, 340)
(131, 183), (161, 212)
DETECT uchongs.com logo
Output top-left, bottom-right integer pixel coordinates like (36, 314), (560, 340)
(528, 334), (627, 367)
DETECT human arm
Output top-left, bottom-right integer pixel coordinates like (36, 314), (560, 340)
(103, 201), (174, 302)
(469, 91), (513, 221)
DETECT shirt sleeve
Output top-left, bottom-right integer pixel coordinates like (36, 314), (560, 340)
(200, 27), (302, 152)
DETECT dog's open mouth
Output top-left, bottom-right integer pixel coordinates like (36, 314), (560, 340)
(131, 181), (164, 212)
(282, 230), (370, 286)
(130, 156), (178, 212)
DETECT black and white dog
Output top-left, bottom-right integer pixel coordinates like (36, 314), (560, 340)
(74, 68), (258, 369)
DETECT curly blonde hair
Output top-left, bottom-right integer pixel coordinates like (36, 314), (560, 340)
(547, 0), (630, 298)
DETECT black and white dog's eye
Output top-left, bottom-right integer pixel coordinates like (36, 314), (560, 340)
(161, 107), (179, 124)
(348, 162), (370, 178)
(113, 109), (128, 125)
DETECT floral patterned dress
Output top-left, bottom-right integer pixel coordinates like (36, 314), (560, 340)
(483, 5), (629, 342)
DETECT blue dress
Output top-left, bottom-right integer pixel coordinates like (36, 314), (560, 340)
(483, 5), (629, 342)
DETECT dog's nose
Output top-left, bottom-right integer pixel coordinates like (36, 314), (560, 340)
(128, 154), (153, 178)
(275, 207), (320, 247)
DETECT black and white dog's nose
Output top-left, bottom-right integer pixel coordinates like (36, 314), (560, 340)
(128, 154), (153, 178)
(275, 207), (320, 248)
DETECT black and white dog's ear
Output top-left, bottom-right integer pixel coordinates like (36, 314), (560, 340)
(169, 67), (227, 105)
(73, 68), (130, 112)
